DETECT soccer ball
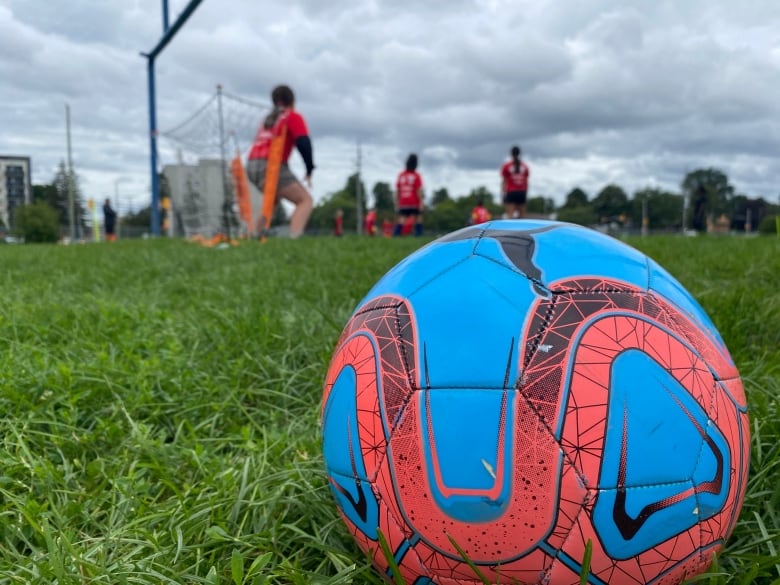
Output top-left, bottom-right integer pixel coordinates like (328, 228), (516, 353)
(321, 220), (750, 585)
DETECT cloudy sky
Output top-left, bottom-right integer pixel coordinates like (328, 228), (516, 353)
(1, 0), (779, 214)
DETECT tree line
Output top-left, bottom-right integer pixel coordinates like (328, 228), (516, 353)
(308, 167), (779, 235)
(7, 164), (778, 243)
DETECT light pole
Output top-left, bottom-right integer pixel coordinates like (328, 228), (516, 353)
(65, 103), (76, 242)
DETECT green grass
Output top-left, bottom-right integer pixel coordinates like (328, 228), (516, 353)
(0, 233), (777, 584)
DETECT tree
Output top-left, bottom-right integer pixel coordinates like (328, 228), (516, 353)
(123, 206), (152, 228)
(372, 182), (394, 215)
(457, 187), (495, 222)
(730, 196), (770, 232)
(558, 187), (593, 225)
(556, 205), (596, 226)
(527, 196), (555, 216)
(345, 173), (367, 212)
(592, 184), (629, 222)
(309, 173), (368, 234)
(757, 214), (777, 235)
(681, 168), (734, 227)
(39, 161), (87, 236)
(32, 183), (58, 207)
(464, 187), (501, 218)
(630, 189), (684, 230)
(424, 198), (466, 233)
(53, 161), (71, 225)
(310, 190), (355, 232)
(462, 186), (495, 207)
(424, 188), (502, 233)
(431, 187), (451, 207)
(562, 188), (589, 209)
(13, 202), (60, 243)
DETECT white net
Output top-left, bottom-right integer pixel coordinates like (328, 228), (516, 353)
(160, 88), (270, 239)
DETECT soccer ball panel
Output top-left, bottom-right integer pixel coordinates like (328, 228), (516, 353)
(441, 221), (651, 294)
(406, 255), (536, 389)
(530, 223), (649, 292)
(359, 237), (476, 304)
(646, 257), (734, 370)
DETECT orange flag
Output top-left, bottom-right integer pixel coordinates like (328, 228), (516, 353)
(259, 124), (287, 242)
(230, 152), (252, 231)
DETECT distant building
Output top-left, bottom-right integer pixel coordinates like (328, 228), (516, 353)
(0, 155), (32, 230)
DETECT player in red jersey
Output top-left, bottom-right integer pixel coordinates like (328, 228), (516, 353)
(470, 196), (492, 225)
(247, 85), (314, 238)
(382, 216), (393, 238)
(500, 145), (530, 219)
(394, 153), (424, 236)
(364, 208), (377, 236)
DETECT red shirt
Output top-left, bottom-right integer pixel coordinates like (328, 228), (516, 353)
(471, 205), (491, 224)
(501, 160), (529, 192)
(364, 210), (377, 234)
(248, 108), (309, 162)
(247, 126), (272, 159)
(396, 170), (423, 209)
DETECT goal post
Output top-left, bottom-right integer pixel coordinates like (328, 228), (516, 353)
(142, 0), (205, 236)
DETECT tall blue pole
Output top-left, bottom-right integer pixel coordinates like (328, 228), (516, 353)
(162, 0), (170, 32)
(144, 0), (205, 237)
(147, 57), (160, 236)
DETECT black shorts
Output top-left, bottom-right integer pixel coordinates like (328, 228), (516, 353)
(504, 190), (527, 205)
(398, 207), (421, 217)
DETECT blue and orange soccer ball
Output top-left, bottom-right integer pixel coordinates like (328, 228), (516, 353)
(321, 220), (750, 585)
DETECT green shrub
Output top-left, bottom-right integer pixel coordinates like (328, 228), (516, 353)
(758, 214), (777, 235)
(13, 201), (60, 243)
(556, 205), (596, 227)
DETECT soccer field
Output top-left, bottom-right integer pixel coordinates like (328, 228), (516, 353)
(0, 234), (778, 584)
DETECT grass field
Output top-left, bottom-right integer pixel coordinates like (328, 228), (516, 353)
(0, 233), (778, 585)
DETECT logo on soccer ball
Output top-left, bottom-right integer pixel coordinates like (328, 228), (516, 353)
(322, 221), (750, 585)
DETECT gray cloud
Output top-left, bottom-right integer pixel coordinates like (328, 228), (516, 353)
(1, 0), (779, 213)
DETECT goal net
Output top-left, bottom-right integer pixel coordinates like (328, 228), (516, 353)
(160, 87), (270, 240)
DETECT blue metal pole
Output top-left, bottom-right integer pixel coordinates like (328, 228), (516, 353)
(148, 57), (161, 236)
(143, 0), (205, 236)
(162, 0), (170, 32)
(148, 0), (205, 60)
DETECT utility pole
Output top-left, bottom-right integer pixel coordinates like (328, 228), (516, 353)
(356, 141), (363, 235)
(65, 103), (76, 242)
(114, 177), (128, 239)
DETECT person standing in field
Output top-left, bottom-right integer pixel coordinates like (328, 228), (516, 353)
(334, 208), (344, 237)
(500, 145), (530, 219)
(364, 208), (377, 236)
(470, 195), (492, 225)
(382, 216), (393, 238)
(394, 153), (424, 236)
(247, 84), (314, 239)
(103, 198), (117, 242)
